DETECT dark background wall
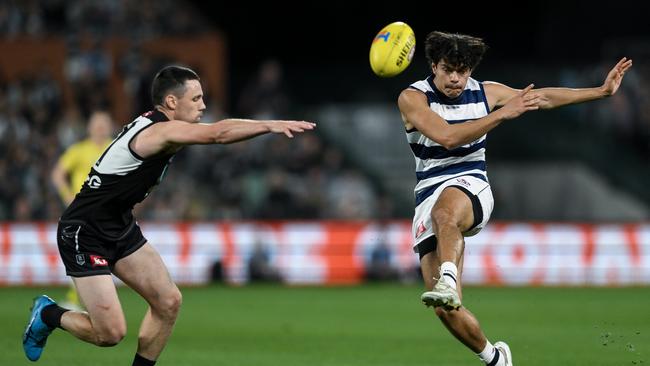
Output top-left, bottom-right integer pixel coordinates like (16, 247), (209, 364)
(192, 1), (650, 65)
(191, 1), (650, 108)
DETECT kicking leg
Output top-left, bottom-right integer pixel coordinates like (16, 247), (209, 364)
(432, 187), (474, 266)
(420, 187), (510, 365)
(421, 187), (474, 309)
(113, 242), (182, 362)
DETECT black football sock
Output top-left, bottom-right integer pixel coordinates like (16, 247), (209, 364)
(40, 304), (70, 329)
(132, 353), (156, 366)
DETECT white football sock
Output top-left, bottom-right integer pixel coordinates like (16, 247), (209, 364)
(440, 261), (458, 290)
(477, 341), (503, 366)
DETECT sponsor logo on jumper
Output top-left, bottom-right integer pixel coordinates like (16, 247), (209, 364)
(87, 175), (102, 189)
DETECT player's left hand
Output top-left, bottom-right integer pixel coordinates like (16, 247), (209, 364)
(601, 57), (633, 96)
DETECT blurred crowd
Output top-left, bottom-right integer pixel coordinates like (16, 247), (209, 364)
(0, 0), (205, 39)
(0, 0), (386, 221)
(2, 1), (648, 223)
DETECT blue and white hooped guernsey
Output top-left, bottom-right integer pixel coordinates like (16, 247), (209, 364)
(406, 76), (491, 207)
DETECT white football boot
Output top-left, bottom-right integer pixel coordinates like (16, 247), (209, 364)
(420, 277), (461, 310)
(494, 341), (513, 366)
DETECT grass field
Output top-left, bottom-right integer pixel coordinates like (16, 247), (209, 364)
(2, 285), (648, 365)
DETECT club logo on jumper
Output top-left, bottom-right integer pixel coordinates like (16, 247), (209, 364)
(374, 31), (390, 43)
(75, 254), (85, 266)
(416, 221), (427, 238)
(90, 255), (108, 267)
(87, 175), (102, 189)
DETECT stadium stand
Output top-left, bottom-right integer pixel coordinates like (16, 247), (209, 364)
(0, 0), (385, 221)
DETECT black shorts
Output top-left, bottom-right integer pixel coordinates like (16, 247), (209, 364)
(416, 236), (438, 260)
(57, 219), (147, 277)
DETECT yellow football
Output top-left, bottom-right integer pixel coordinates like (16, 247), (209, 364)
(369, 22), (416, 77)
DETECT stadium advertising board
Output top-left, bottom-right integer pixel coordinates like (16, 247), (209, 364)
(1, 222), (648, 286)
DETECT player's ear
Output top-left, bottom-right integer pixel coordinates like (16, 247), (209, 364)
(164, 94), (177, 110)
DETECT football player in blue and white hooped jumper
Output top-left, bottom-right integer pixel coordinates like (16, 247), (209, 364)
(398, 31), (632, 366)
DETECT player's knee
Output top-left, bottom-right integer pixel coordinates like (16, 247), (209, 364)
(96, 326), (126, 347)
(167, 287), (183, 316)
(156, 286), (182, 319)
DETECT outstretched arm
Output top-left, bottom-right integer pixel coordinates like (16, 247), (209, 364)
(485, 58), (633, 110)
(166, 118), (316, 144)
(398, 84), (539, 150)
(132, 118), (316, 158)
(534, 57), (632, 109)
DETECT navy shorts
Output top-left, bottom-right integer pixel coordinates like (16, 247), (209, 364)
(57, 219), (147, 277)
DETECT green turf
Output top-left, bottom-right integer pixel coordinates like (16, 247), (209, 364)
(2, 285), (648, 365)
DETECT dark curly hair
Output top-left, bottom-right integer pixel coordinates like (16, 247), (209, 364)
(424, 31), (488, 72)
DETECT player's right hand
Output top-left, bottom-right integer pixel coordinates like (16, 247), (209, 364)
(499, 84), (540, 120)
